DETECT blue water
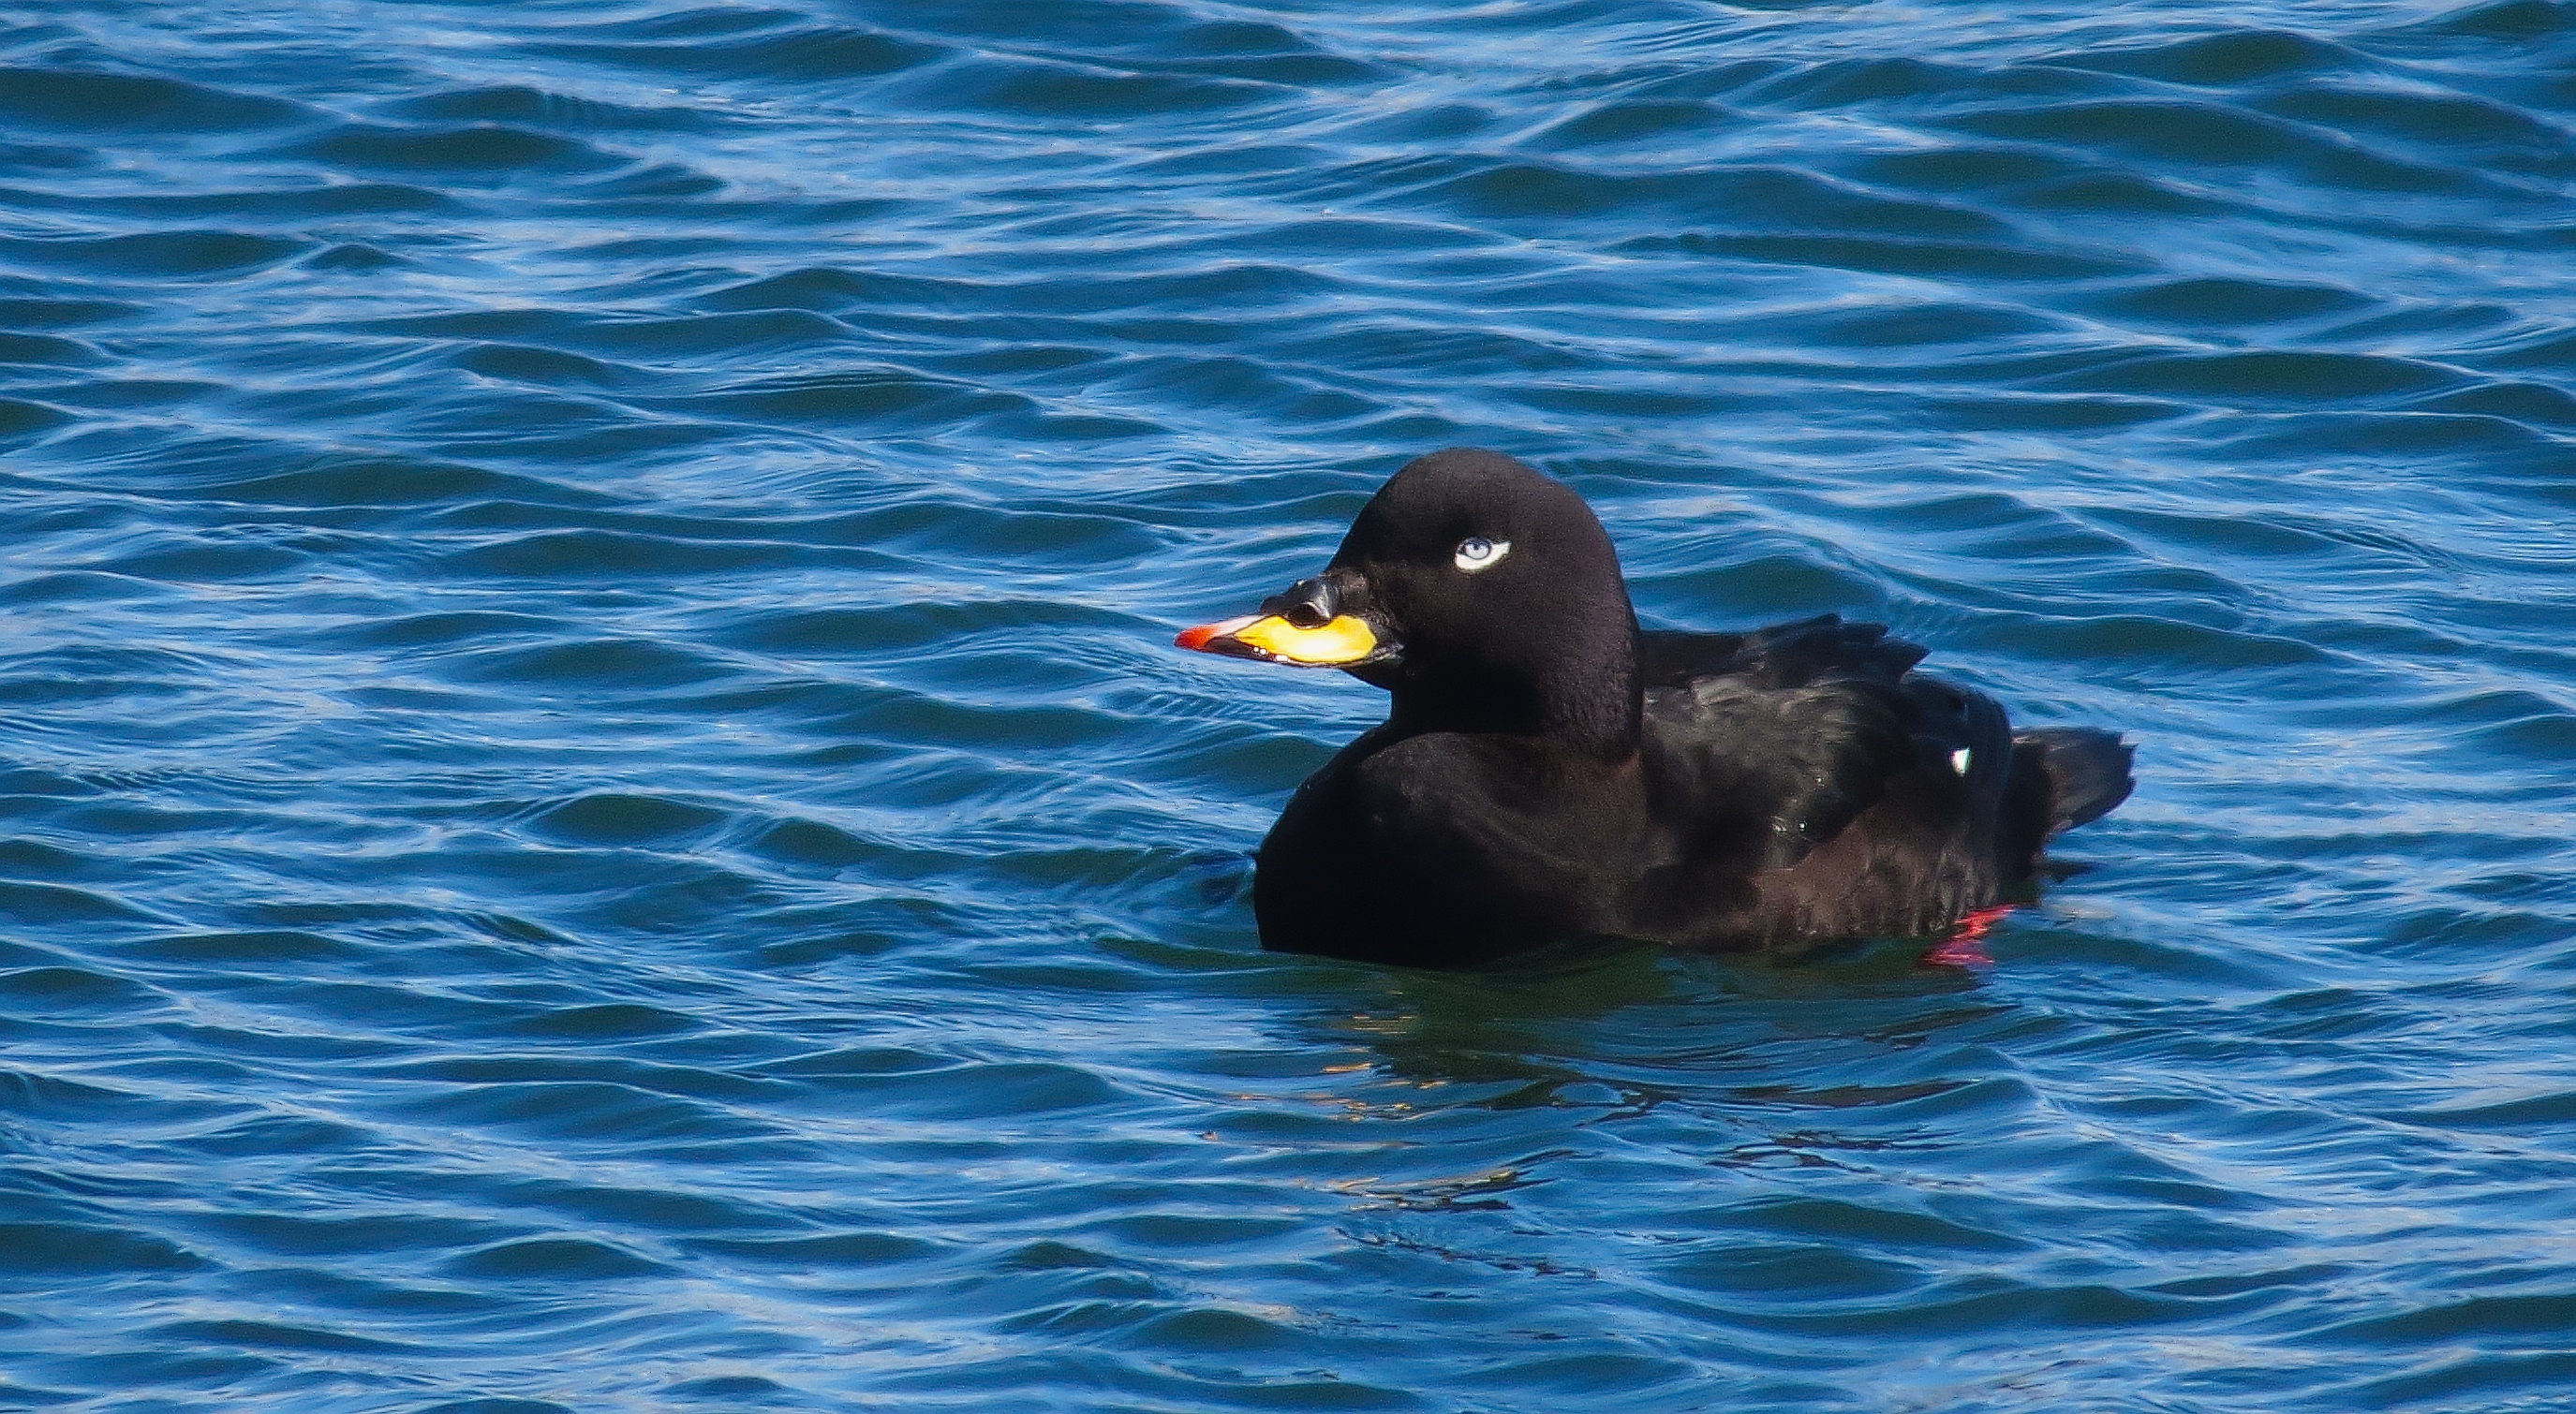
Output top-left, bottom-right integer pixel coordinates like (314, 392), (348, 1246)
(4, 1), (2575, 1408)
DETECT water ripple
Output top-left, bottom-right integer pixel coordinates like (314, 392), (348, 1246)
(1, 0), (2573, 1408)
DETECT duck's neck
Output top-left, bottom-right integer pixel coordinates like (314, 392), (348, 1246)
(1380, 617), (1642, 761)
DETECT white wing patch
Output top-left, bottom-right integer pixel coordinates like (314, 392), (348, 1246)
(1950, 747), (1972, 775)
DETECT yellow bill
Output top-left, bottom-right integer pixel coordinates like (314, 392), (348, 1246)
(1175, 612), (1378, 667)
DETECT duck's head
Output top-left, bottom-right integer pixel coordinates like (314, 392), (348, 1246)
(1178, 448), (1640, 756)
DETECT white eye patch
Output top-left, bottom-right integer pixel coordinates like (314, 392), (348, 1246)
(1453, 536), (1510, 572)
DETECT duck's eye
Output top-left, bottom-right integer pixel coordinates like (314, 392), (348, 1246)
(1453, 536), (1510, 573)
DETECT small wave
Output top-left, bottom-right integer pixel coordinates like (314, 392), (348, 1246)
(0, 230), (308, 278)
(525, 13), (940, 82)
(0, 66), (309, 134)
(278, 123), (624, 178)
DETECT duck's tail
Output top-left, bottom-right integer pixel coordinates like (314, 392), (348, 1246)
(2013, 728), (2134, 836)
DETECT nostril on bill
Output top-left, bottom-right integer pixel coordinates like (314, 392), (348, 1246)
(1283, 578), (1335, 628)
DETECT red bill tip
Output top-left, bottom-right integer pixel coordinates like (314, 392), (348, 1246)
(1176, 614), (1256, 654)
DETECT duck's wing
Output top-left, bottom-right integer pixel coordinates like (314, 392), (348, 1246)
(1637, 612), (1928, 691)
(1642, 676), (1912, 873)
(1638, 617), (2014, 876)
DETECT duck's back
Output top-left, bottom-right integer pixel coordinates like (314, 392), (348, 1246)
(1627, 614), (2127, 948)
